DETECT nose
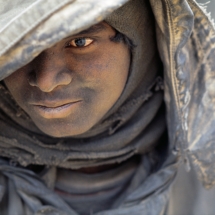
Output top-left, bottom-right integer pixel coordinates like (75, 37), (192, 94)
(28, 50), (72, 92)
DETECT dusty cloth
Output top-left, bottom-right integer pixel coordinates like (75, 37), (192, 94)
(0, 0), (215, 214)
(0, 0), (165, 169)
(0, 0), (170, 214)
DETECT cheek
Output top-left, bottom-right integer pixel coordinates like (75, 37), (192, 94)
(72, 45), (130, 116)
(92, 46), (130, 97)
(68, 45), (130, 91)
(4, 69), (29, 104)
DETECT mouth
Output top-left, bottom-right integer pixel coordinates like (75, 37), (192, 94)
(32, 100), (82, 119)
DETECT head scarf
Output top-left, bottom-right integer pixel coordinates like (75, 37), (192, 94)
(0, 0), (171, 214)
(0, 0), (165, 169)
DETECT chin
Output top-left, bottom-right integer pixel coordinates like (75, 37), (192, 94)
(36, 122), (93, 138)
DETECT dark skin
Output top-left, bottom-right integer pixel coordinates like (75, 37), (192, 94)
(4, 22), (130, 137)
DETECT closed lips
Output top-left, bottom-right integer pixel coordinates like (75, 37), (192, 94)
(32, 100), (82, 118)
(36, 102), (77, 111)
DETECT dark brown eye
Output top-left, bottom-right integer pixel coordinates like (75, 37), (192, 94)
(68, 38), (93, 48)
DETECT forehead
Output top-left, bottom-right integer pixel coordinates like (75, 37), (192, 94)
(63, 22), (114, 41)
(74, 22), (109, 36)
(51, 22), (115, 49)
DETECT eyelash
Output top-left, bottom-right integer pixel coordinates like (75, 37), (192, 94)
(65, 37), (94, 48)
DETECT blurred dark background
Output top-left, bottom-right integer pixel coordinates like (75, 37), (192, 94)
(197, 0), (215, 19)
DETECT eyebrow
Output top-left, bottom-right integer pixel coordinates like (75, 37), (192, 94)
(65, 23), (108, 39)
(76, 23), (107, 35)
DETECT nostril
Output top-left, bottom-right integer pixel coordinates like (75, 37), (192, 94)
(28, 71), (37, 87)
(28, 68), (73, 92)
(56, 72), (72, 86)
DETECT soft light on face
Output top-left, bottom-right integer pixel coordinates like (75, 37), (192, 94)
(4, 22), (130, 137)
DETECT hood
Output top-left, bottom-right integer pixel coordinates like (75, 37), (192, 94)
(0, 0), (129, 79)
(149, 0), (215, 189)
(0, 0), (215, 207)
(1, 0), (215, 188)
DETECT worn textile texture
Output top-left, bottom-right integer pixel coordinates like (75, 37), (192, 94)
(0, 0), (165, 169)
(0, 0), (215, 214)
(0, 0), (130, 79)
(0, 0), (174, 214)
(149, 0), (215, 189)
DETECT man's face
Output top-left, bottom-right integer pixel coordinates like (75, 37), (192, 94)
(4, 22), (130, 137)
